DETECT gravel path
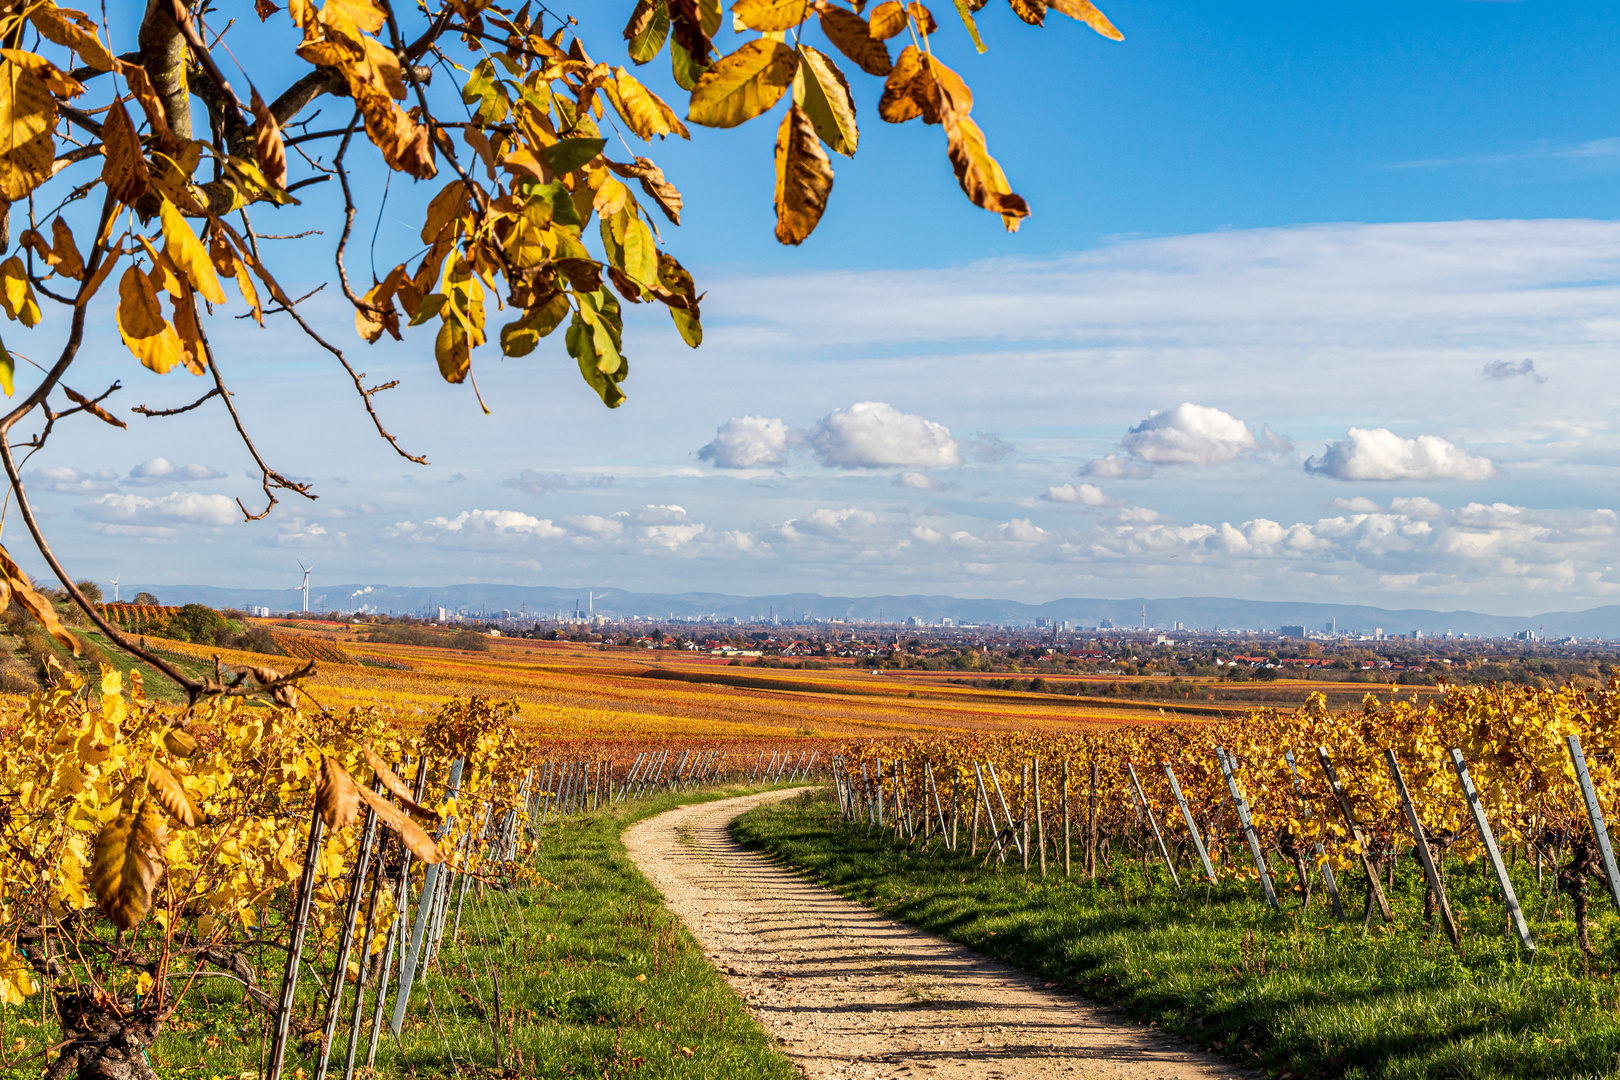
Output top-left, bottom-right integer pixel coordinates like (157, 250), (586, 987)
(622, 790), (1250, 1080)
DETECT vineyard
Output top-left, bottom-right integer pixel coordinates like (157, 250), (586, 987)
(0, 662), (826, 1080)
(827, 683), (1620, 957)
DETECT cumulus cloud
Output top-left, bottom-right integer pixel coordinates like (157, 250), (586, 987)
(1120, 403), (1257, 466)
(993, 519), (1048, 543)
(698, 416), (795, 469)
(896, 471), (941, 490)
(80, 492), (238, 537)
(387, 505), (742, 556)
(779, 506), (885, 541)
(503, 470), (615, 497)
(809, 402), (961, 469)
(1483, 358), (1546, 383)
(1041, 482), (1111, 506)
(127, 457), (227, 485)
(31, 466), (118, 494)
(390, 509), (568, 543)
(1081, 454), (1153, 480)
(1304, 428), (1497, 481)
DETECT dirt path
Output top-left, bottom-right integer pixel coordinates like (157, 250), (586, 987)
(623, 790), (1250, 1080)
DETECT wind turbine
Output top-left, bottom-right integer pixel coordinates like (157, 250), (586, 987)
(109, 574), (120, 603)
(297, 561), (314, 613)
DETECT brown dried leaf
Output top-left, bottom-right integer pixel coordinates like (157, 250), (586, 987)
(91, 800), (167, 930)
(62, 385), (127, 428)
(316, 755), (360, 831)
(50, 216), (83, 279)
(161, 726), (197, 756)
(0, 60), (56, 201)
(100, 100), (148, 204)
(1046, 0), (1122, 39)
(818, 6), (891, 76)
(774, 103), (832, 246)
(878, 45), (937, 124)
(249, 89), (288, 190)
(147, 760), (201, 827)
(355, 784), (443, 863)
(945, 115), (1029, 231)
(0, 542), (77, 654)
(905, 2), (938, 33)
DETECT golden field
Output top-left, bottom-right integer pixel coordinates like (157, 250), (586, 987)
(125, 620), (1399, 741)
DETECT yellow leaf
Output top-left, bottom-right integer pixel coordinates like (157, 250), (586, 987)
(147, 761), (202, 827)
(0, 336), (13, 397)
(159, 197), (226, 305)
(0, 49), (84, 98)
(687, 39), (798, 129)
(30, 3), (117, 72)
(612, 68), (690, 140)
(731, 0), (814, 32)
(945, 115), (1028, 230)
(115, 265), (186, 374)
(0, 256), (39, 325)
(435, 317), (470, 383)
(867, 0), (908, 38)
(774, 103), (832, 245)
(793, 46), (857, 156)
(0, 60), (54, 201)
(819, 6), (892, 76)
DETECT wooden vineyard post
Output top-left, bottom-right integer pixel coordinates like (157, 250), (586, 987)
(1020, 761), (1031, 873)
(1126, 761), (1180, 893)
(315, 785), (382, 1080)
(1567, 734), (1620, 916)
(1316, 747), (1394, 923)
(1087, 758), (1099, 880)
(267, 809), (326, 1080)
(1215, 747), (1278, 908)
(1384, 749), (1461, 951)
(1062, 759), (1072, 877)
(1035, 759), (1047, 877)
(927, 761), (950, 845)
(875, 759), (885, 828)
(1164, 763), (1217, 885)
(973, 762), (1007, 865)
(969, 766), (983, 857)
(987, 761), (1025, 860)
(393, 758), (465, 1035)
(1449, 748), (1535, 953)
(950, 772), (960, 850)
(1283, 749), (1345, 919)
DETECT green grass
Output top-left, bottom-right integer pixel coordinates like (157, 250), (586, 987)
(4, 788), (799, 1080)
(734, 789), (1620, 1080)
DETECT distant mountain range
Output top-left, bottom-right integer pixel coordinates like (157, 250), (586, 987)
(112, 582), (1620, 639)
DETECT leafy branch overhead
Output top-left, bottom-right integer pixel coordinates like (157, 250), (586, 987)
(0, 0), (1116, 694)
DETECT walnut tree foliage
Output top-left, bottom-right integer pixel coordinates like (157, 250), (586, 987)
(0, 0), (1120, 696)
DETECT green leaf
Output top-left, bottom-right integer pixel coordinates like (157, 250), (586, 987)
(461, 59), (511, 124)
(627, 0), (671, 64)
(543, 138), (607, 175)
(670, 38), (705, 91)
(951, 0), (989, 53)
(566, 299), (628, 408)
(622, 214), (658, 286)
(521, 179), (581, 227)
(409, 294), (448, 326)
(500, 291), (571, 357)
(793, 47), (858, 156)
(672, 308), (702, 348)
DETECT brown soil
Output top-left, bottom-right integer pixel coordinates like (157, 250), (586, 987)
(623, 791), (1252, 1080)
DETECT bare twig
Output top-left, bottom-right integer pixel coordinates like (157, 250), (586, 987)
(132, 388), (223, 417)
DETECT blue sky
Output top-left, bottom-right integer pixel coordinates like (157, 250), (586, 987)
(22, 0), (1620, 613)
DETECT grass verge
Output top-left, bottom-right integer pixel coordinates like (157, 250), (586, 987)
(734, 789), (1620, 1080)
(5, 788), (798, 1080)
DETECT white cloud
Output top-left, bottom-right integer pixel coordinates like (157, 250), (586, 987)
(808, 402), (961, 469)
(1305, 428), (1497, 481)
(31, 466), (118, 494)
(80, 492), (238, 537)
(779, 506), (885, 541)
(1120, 403), (1257, 466)
(1333, 496), (1382, 513)
(697, 416), (794, 469)
(896, 471), (941, 490)
(1042, 482), (1111, 505)
(994, 519), (1048, 543)
(390, 509), (568, 543)
(127, 457), (227, 485)
(1081, 454), (1152, 480)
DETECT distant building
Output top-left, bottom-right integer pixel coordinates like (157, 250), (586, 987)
(1280, 625), (1306, 638)
(1035, 618), (1050, 628)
